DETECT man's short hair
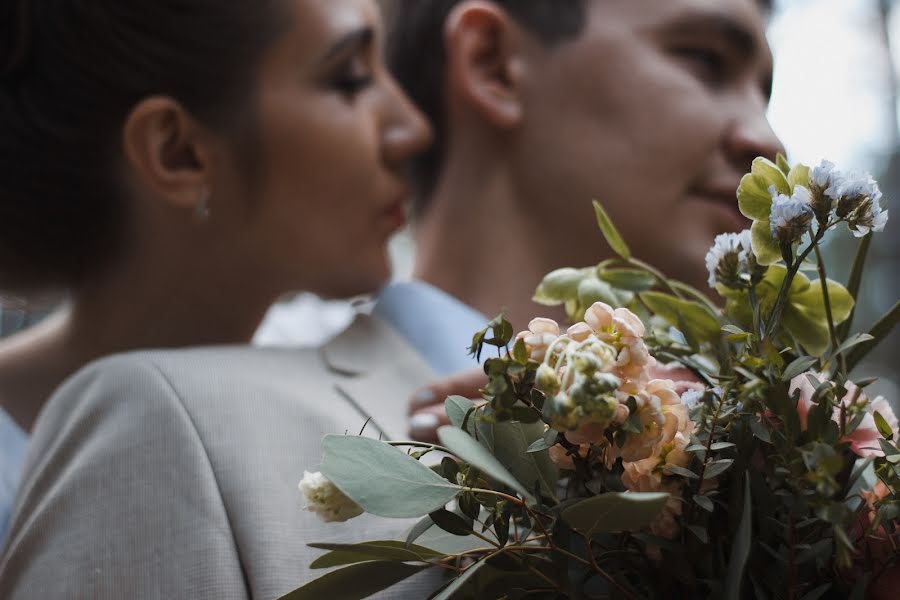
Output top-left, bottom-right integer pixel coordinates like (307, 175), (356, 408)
(385, 0), (773, 215)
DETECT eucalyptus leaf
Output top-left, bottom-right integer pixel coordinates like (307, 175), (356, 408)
(309, 541), (444, 569)
(561, 492), (669, 534)
(593, 200), (631, 260)
(406, 515), (436, 547)
(279, 562), (429, 600)
(437, 426), (536, 503)
(694, 495), (715, 512)
(321, 435), (462, 518)
(782, 356), (819, 382)
(445, 396), (475, 430)
(724, 475), (752, 600)
(489, 421), (559, 501)
(827, 333), (874, 362)
(430, 509), (474, 536)
(666, 465), (700, 480)
(430, 560), (488, 600)
(640, 292), (722, 345)
(703, 459), (734, 480)
(598, 268), (658, 292)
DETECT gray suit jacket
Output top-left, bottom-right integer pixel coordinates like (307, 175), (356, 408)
(0, 314), (441, 599)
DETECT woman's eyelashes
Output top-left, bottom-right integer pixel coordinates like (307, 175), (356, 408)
(330, 55), (374, 98)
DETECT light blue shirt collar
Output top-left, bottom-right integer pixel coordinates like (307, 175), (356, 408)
(374, 281), (490, 376)
(0, 407), (28, 545)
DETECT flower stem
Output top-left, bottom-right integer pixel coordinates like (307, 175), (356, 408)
(764, 233), (820, 340)
(813, 242), (846, 377)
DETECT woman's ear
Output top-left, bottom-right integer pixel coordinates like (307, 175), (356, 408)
(121, 97), (214, 212)
(444, 1), (527, 130)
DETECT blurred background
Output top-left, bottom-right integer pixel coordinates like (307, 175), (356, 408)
(3, 0), (898, 408)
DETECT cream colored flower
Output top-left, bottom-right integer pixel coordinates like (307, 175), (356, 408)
(566, 322), (593, 342)
(515, 317), (562, 362)
(299, 471), (364, 523)
(615, 393), (666, 463)
(583, 302), (654, 390)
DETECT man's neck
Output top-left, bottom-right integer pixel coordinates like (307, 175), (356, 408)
(412, 159), (570, 331)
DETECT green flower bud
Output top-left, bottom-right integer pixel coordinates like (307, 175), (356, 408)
(535, 363), (561, 397)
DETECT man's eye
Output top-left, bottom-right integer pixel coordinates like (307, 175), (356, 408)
(675, 47), (727, 84)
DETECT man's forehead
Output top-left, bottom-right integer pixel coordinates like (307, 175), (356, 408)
(591, 0), (769, 40)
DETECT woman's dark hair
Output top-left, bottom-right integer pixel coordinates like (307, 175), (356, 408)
(0, 0), (285, 291)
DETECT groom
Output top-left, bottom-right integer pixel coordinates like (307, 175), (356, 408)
(319, 0), (782, 400)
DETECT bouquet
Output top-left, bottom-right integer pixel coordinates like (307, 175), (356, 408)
(286, 156), (898, 599)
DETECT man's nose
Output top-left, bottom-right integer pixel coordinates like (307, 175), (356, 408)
(724, 100), (785, 168)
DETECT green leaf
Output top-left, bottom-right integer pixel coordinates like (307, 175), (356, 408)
(445, 396), (475, 430)
(430, 560), (488, 600)
(534, 268), (584, 304)
(688, 525), (710, 544)
(598, 268), (658, 292)
(578, 277), (621, 309)
(750, 417), (772, 444)
(710, 442), (737, 451)
(782, 356), (819, 382)
(561, 493), (669, 534)
(837, 233), (872, 341)
(827, 333), (874, 363)
(724, 475), (753, 600)
(593, 200), (631, 260)
(309, 541), (444, 569)
(278, 562), (429, 600)
(437, 426), (536, 503)
(781, 306), (831, 357)
(694, 495), (715, 512)
(751, 219), (782, 266)
(640, 292), (722, 345)
(666, 465), (700, 480)
(489, 421), (559, 501)
(430, 509), (474, 536)
(406, 515), (435, 547)
(703, 459), (734, 480)
(846, 300), (899, 373)
(321, 435), (462, 518)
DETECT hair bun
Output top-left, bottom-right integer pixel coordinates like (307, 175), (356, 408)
(0, 0), (33, 80)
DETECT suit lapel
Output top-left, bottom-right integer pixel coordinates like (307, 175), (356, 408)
(321, 313), (435, 441)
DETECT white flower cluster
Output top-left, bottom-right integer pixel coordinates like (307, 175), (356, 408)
(705, 230), (754, 289)
(769, 185), (814, 245)
(808, 159), (889, 237)
(299, 471), (364, 523)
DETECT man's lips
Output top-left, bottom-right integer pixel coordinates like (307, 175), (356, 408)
(689, 187), (750, 230)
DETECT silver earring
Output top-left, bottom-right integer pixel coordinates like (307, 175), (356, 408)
(194, 187), (211, 222)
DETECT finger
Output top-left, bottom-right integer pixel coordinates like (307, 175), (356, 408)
(408, 405), (451, 442)
(409, 368), (488, 415)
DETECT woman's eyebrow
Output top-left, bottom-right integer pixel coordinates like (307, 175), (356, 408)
(318, 27), (374, 65)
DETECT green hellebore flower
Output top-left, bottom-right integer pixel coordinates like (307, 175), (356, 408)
(737, 156), (811, 265)
(717, 264), (854, 355)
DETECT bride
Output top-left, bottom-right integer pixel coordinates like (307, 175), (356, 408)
(0, 0), (433, 597)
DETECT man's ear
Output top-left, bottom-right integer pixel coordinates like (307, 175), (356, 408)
(444, 1), (526, 129)
(121, 97), (214, 212)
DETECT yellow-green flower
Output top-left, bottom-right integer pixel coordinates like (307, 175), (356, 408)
(717, 265), (854, 355)
(737, 157), (811, 265)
